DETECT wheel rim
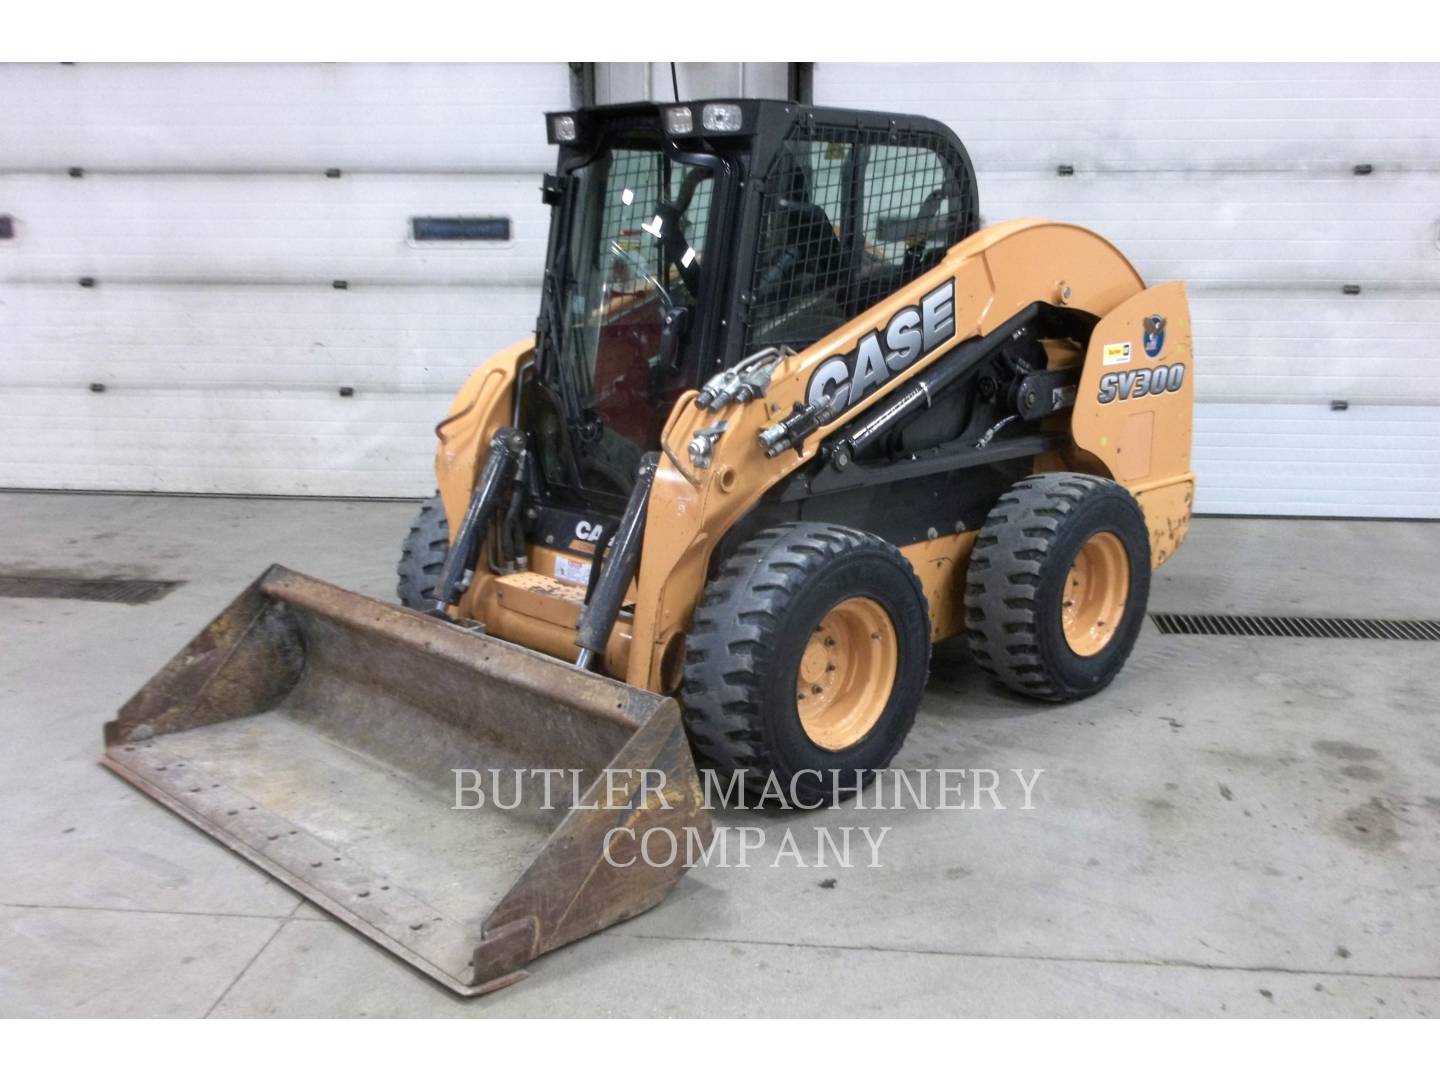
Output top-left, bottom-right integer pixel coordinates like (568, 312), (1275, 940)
(796, 597), (898, 751)
(1062, 530), (1131, 656)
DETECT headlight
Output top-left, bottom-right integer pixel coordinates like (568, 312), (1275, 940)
(549, 114), (578, 143)
(663, 106), (694, 135)
(702, 103), (742, 132)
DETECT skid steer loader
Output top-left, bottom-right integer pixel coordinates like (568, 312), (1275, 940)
(104, 99), (1194, 996)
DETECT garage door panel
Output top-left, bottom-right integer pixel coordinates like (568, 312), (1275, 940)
(0, 388), (451, 496)
(1201, 433), (1438, 455)
(960, 133), (1440, 168)
(0, 283), (537, 392)
(1192, 374), (1434, 404)
(6, 346), (517, 393)
(1195, 404), (1440, 516)
(982, 182), (1439, 227)
(1193, 292), (1440, 404)
(1136, 256), (1435, 288)
(1195, 293), (1440, 335)
(0, 174), (549, 284)
(0, 64), (562, 172)
(825, 63), (1440, 170)
(830, 62), (1440, 105)
(976, 176), (1440, 286)
(1198, 443), (1440, 466)
(1199, 403), (1439, 432)
(2, 281), (538, 335)
(1198, 331), (1438, 357)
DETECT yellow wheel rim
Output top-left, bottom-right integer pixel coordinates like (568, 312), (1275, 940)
(796, 597), (898, 751)
(1062, 531), (1130, 656)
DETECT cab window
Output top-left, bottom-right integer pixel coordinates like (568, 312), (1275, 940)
(744, 128), (970, 355)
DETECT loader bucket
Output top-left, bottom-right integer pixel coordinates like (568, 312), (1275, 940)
(101, 566), (711, 996)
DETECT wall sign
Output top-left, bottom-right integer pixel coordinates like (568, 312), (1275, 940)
(411, 216), (512, 242)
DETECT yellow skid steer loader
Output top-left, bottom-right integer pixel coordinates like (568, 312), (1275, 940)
(104, 99), (1194, 995)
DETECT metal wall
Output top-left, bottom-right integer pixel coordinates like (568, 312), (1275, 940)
(5, 63), (1437, 516)
(0, 63), (568, 495)
(817, 63), (1440, 518)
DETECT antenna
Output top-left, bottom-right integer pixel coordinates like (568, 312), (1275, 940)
(670, 63), (680, 103)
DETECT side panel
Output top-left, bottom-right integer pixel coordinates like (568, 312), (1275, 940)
(433, 337), (530, 541)
(1072, 282), (1196, 567)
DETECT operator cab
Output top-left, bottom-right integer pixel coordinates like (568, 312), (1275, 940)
(525, 99), (980, 521)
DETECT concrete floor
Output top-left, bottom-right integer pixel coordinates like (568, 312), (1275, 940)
(1, 491), (1438, 1017)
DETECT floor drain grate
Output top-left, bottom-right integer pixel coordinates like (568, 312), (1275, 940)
(1150, 613), (1440, 642)
(0, 575), (183, 605)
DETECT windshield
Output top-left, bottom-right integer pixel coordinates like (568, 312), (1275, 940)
(544, 134), (714, 496)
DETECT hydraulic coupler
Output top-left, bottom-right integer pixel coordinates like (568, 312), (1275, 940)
(758, 394), (845, 457)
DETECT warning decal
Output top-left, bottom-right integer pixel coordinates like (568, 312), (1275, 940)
(1102, 342), (1132, 367)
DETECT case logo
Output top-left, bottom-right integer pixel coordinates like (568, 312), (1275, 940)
(805, 279), (957, 411)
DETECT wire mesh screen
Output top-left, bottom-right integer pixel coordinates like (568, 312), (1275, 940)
(594, 148), (712, 307)
(745, 123), (976, 354)
(599, 149), (660, 281)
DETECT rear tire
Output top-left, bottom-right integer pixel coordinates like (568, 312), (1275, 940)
(965, 473), (1150, 702)
(682, 524), (931, 806)
(396, 493), (449, 611)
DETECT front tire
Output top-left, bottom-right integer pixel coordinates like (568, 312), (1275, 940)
(682, 524), (931, 806)
(396, 493), (449, 611)
(965, 472), (1150, 702)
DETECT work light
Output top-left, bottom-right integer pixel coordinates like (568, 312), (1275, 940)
(550, 114), (578, 143)
(702, 103), (742, 132)
(663, 106), (694, 135)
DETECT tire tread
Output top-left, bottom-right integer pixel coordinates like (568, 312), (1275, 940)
(964, 472), (1144, 702)
(396, 493), (448, 610)
(682, 523), (929, 792)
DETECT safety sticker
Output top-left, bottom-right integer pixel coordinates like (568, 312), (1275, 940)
(1102, 342), (1132, 366)
(553, 555), (592, 587)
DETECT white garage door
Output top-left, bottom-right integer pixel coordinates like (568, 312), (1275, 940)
(0, 63), (568, 496)
(816, 63), (1440, 518)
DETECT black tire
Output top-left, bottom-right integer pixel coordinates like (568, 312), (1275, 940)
(965, 472), (1150, 702)
(682, 523), (931, 806)
(396, 493), (449, 610)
